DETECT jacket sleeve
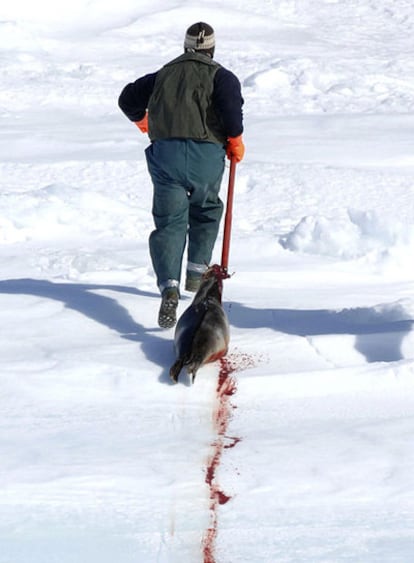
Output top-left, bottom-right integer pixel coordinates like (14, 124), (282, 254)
(118, 72), (158, 122)
(213, 68), (244, 138)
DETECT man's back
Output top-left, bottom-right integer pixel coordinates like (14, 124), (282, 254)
(147, 52), (225, 144)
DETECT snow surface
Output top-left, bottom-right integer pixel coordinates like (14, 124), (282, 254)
(1, 1), (414, 561)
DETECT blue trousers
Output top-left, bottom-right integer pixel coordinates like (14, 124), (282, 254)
(145, 139), (225, 291)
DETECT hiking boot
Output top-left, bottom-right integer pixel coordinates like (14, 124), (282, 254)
(185, 274), (202, 293)
(158, 287), (179, 329)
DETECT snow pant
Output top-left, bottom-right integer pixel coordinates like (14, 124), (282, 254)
(145, 139), (225, 292)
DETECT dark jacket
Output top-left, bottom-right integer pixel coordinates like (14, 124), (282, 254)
(118, 53), (243, 142)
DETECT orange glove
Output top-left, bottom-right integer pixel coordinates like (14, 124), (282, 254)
(226, 135), (245, 162)
(134, 112), (148, 133)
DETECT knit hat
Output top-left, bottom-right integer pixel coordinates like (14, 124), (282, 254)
(184, 22), (215, 56)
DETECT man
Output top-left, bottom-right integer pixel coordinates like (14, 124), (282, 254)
(118, 22), (244, 329)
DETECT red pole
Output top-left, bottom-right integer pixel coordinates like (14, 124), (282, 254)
(221, 158), (237, 273)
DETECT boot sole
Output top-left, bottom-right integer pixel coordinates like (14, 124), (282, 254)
(158, 296), (178, 329)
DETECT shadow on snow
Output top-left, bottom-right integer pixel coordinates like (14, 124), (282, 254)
(227, 302), (413, 363)
(0, 278), (176, 383)
(1, 278), (412, 374)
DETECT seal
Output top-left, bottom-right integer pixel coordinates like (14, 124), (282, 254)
(170, 265), (230, 383)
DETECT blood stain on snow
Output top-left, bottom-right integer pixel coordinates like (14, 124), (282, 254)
(202, 351), (259, 563)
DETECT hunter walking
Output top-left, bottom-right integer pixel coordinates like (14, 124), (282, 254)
(118, 22), (244, 328)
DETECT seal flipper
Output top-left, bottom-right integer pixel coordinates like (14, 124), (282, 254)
(186, 357), (203, 384)
(170, 358), (184, 383)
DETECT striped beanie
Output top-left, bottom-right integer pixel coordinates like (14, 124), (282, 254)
(184, 22), (215, 55)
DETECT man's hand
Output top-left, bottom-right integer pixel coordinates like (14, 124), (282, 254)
(226, 135), (245, 162)
(134, 113), (148, 133)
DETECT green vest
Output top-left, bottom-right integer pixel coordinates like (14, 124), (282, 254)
(148, 53), (226, 145)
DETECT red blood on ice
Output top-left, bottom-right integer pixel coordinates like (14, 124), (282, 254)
(202, 351), (263, 562)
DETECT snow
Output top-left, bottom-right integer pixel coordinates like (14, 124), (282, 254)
(1, 0), (414, 561)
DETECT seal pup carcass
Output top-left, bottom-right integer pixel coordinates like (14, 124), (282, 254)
(170, 265), (230, 384)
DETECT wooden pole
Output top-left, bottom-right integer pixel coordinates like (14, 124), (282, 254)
(221, 158), (237, 272)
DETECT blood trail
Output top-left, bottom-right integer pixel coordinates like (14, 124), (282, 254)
(202, 352), (258, 563)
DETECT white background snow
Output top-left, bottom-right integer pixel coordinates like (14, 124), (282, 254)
(1, 0), (414, 561)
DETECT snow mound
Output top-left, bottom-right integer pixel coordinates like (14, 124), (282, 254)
(0, 0), (148, 36)
(282, 209), (414, 271)
(0, 183), (140, 242)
